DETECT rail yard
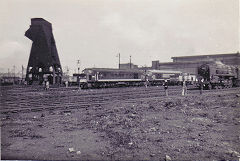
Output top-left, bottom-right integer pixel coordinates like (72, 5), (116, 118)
(1, 85), (240, 160)
(1, 16), (240, 161)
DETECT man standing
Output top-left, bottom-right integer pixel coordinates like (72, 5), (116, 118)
(200, 78), (204, 95)
(145, 78), (149, 88)
(182, 81), (187, 96)
(65, 81), (69, 88)
(163, 80), (168, 96)
(45, 81), (50, 91)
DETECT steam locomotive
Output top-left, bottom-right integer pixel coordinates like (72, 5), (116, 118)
(72, 68), (185, 89)
(197, 61), (240, 89)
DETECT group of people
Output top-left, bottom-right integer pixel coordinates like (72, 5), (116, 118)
(43, 79), (201, 95)
(44, 80), (69, 91)
(163, 80), (188, 97)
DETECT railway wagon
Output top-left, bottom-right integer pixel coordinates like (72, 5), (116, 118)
(197, 61), (240, 89)
(0, 76), (22, 86)
(146, 70), (182, 86)
(80, 68), (145, 88)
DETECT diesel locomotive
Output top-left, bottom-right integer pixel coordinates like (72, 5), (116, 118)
(80, 68), (144, 88)
(72, 68), (185, 89)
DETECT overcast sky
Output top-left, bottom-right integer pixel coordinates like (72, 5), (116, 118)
(0, 0), (239, 74)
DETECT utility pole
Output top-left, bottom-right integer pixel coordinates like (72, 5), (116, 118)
(66, 66), (69, 75)
(118, 53), (120, 69)
(66, 66), (69, 82)
(77, 59), (81, 89)
(77, 59), (80, 74)
(13, 65), (16, 85)
(130, 55), (132, 69)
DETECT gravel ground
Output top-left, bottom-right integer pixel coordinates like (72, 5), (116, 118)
(1, 86), (240, 160)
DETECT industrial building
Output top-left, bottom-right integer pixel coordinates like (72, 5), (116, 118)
(119, 63), (138, 69)
(171, 52), (240, 65)
(152, 52), (240, 75)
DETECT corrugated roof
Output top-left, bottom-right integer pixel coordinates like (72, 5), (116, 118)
(171, 53), (239, 59)
(83, 68), (143, 72)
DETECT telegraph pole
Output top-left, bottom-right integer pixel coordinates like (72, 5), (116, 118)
(77, 59), (80, 74)
(66, 66), (69, 75)
(118, 53), (120, 69)
(77, 59), (81, 89)
(130, 55), (132, 69)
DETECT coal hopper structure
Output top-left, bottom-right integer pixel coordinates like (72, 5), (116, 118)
(25, 18), (62, 85)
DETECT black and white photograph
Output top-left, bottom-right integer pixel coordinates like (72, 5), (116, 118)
(0, 0), (240, 160)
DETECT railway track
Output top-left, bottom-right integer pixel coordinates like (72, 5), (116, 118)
(1, 85), (239, 114)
